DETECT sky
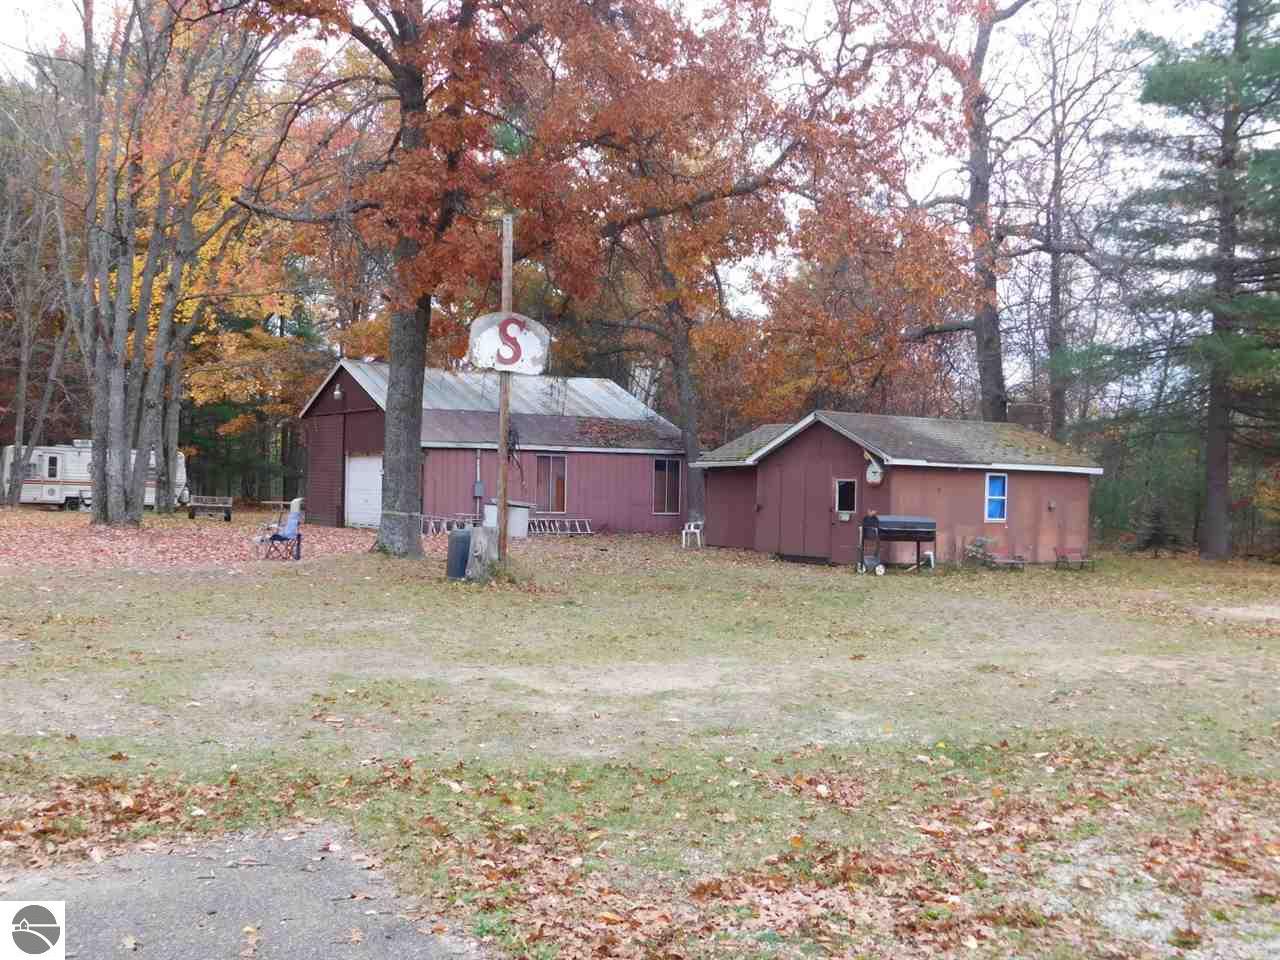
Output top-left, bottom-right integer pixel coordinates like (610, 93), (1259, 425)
(0, 0), (1220, 70)
(0, 0), (1222, 321)
(0, 1), (72, 70)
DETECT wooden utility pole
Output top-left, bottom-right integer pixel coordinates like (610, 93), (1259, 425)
(496, 214), (513, 561)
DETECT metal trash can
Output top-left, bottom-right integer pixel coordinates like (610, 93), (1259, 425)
(482, 499), (533, 539)
(446, 528), (472, 580)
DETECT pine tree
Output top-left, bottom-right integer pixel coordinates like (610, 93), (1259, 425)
(1133, 503), (1183, 558)
(1110, 0), (1280, 559)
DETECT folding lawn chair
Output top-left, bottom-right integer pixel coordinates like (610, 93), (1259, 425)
(259, 497), (303, 560)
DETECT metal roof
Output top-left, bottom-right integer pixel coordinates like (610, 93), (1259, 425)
(303, 360), (683, 452)
(339, 360), (676, 421)
(693, 410), (1101, 474)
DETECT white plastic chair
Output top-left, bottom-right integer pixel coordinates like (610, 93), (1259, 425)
(681, 520), (703, 548)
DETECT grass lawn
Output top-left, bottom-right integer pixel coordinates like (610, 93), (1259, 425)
(1, 508), (1278, 958)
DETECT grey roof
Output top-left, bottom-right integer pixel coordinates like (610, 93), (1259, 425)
(698, 424), (791, 464)
(311, 360), (682, 451)
(342, 361), (671, 420)
(694, 410), (1100, 472)
(418, 411), (682, 450)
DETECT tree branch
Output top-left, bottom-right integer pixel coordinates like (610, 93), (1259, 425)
(904, 320), (975, 341)
(233, 196), (381, 223)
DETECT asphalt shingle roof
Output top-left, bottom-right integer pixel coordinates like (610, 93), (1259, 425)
(695, 411), (1099, 471)
(817, 411), (1099, 469)
(698, 424), (792, 463)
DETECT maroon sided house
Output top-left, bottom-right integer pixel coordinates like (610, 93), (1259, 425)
(299, 360), (686, 533)
(693, 411), (1102, 565)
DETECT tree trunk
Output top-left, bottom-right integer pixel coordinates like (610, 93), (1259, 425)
(670, 316), (704, 520)
(968, 108), (1008, 422)
(4, 314), (32, 507)
(105, 349), (131, 524)
(963, 13), (1028, 424)
(156, 346), (185, 512)
(1046, 164), (1068, 440)
(7, 320), (73, 506)
(374, 292), (430, 557)
(1200, 0), (1245, 560)
(90, 343), (110, 525)
(282, 423), (296, 501)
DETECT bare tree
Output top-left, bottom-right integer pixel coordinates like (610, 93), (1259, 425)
(1002, 0), (1131, 439)
(44, 0), (289, 524)
(0, 81), (70, 506)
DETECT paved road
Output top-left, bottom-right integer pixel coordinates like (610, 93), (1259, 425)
(6, 826), (471, 959)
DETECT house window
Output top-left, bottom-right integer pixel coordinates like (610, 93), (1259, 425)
(46, 456), (58, 479)
(835, 479), (857, 513)
(985, 473), (1008, 522)
(653, 458), (680, 514)
(536, 455), (567, 513)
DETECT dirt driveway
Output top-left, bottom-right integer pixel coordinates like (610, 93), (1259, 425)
(0, 533), (1274, 769)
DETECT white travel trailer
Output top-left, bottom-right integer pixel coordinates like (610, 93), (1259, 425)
(0, 440), (188, 510)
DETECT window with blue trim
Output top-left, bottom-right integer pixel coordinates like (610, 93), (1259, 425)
(985, 473), (1007, 522)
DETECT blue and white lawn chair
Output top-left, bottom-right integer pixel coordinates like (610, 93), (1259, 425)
(257, 497), (303, 560)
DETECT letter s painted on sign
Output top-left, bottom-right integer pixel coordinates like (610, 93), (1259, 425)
(497, 316), (525, 365)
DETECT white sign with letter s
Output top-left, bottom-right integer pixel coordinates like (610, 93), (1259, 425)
(467, 312), (551, 376)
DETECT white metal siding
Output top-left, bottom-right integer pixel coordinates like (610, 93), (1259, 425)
(344, 455), (382, 528)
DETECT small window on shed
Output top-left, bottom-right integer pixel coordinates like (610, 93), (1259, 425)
(835, 479), (857, 513)
(536, 455), (567, 513)
(46, 456), (58, 479)
(653, 458), (681, 514)
(985, 473), (1007, 522)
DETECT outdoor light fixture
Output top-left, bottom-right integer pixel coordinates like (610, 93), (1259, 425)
(333, 383), (343, 401)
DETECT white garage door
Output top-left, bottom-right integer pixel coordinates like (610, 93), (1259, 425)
(344, 455), (383, 528)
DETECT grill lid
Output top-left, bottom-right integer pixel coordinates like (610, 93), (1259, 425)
(862, 514), (937, 538)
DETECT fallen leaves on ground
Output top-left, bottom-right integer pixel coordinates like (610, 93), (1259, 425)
(765, 770), (865, 809)
(0, 508), (383, 569)
(3, 747), (1278, 958)
(362, 748), (1279, 958)
(0, 777), (229, 868)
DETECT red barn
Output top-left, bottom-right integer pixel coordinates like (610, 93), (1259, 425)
(299, 360), (686, 532)
(693, 411), (1101, 565)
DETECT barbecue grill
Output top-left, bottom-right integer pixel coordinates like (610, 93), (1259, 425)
(858, 514), (937, 575)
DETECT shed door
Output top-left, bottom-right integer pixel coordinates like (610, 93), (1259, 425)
(831, 479), (859, 565)
(344, 455), (383, 528)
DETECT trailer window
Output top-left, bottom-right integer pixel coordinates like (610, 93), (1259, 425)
(985, 473), (1007, 522)
(536, 455), (567, 513)
(835, 479), (857, 513)
(46, 456), (58, 479)
(24, 461), (38, 479)
(653, 458), (680, 514)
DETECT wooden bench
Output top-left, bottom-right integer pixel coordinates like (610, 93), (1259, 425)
(188, 495), (233, 521)
(984, 554), (1026, 571)
(1054, 547), (1095, 571)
